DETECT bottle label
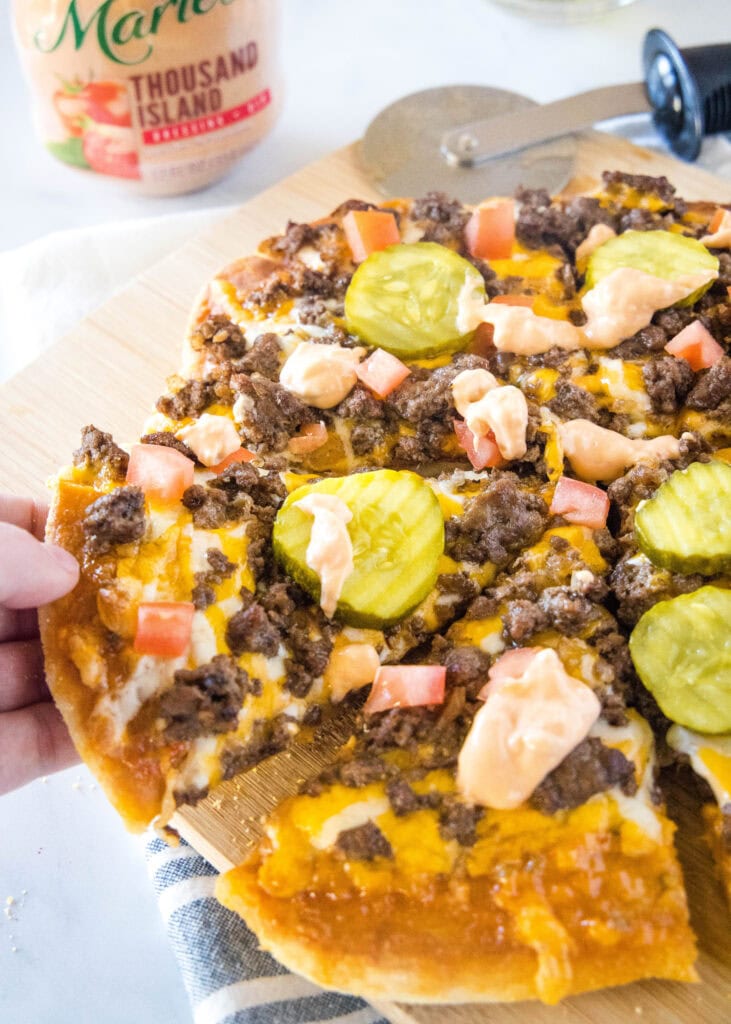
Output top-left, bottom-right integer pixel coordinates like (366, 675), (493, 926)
(34, 0), (242, 67)
(14, 0), (280, 193)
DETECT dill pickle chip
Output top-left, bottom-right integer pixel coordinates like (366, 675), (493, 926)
(629, 587), (731, 733)
(635, 461), (731, 575)
(585, 229), (718, 306)
(272, 469), (445, 628)
(344, 242), (486, 359)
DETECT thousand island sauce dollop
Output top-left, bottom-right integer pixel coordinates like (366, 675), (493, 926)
(12, 0), (281, 196)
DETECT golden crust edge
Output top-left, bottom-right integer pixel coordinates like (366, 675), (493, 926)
(215, 863), (698, 1006)
(38, 475), (155, 833)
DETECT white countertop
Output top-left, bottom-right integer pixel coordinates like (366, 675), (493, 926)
(1, 1), (730, 1021)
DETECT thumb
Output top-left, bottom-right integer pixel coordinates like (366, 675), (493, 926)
(0, 523), (80, 610)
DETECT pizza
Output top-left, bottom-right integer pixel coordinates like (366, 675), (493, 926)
(39, 168), (731, 1003)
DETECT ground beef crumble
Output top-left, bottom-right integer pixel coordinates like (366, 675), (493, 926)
(157, 655), (248, 743)
(643, 356), (695, 414)
(192, 548), (236, 610)
(231, 373), (314, 451)
(445, 474), (548, 566)
(686, 356), (731, 412)
(82, 486), (145, 554)
(438, 797), (483, 846)
(409, 192), (469, 248)
(336, 821), (392, 861)
(182, 462), (285, 531)
(140, 431), (199, 463)
(73, 425), (129, 479)
(530, 736), (637, 814)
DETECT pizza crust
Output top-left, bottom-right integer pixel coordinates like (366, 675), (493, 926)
(217, 837), (698, 1005)
(39, 476), (166, 831)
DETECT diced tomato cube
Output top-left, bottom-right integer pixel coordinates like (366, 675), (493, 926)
(664, 320), (724, 371)
(709, 207), (726, 234)
(490, 294), (534, 308)
(288, 422), (329, 454)
(134, 602), (195, 657)
(453, 419), (504, 471)
(364, 665), (447, 714)
(464, 200), (515, 260)
(549, 475), (610, 530)
(477, 647), (542, 699)
(343, 210), (400, 263)
(355, 349), (411, 398)
(126, 443), (195, 503)
(210, 447), (256, 474)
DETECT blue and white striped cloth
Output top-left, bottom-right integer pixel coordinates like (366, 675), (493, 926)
(146, 837), (388, 1024)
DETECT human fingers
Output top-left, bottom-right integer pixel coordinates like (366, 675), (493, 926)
(0, 640), (49, 711)
(0, 607), (38, 643)
(0, 701), (79, 794)
(0, 523), (79, 610)
(0, 494), (48, 541)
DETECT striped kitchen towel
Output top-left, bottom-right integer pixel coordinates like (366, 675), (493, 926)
(146, 836), (389, 1024)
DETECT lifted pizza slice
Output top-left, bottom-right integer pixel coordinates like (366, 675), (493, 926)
(40, 426), (556, 831)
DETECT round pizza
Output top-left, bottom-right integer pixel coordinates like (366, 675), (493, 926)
(40, 169), (731, 1004)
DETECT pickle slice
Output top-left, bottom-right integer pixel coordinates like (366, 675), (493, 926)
(585, 229), (718, 306)
(635, 461), (731, 576)
(629, 586), (731, 733)
(344, 242), (486, 359)
(272, 469), (445, 628)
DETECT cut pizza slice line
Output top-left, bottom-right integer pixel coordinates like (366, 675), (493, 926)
(217, 549), (696, 1004)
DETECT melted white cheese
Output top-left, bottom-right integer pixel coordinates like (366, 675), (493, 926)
(190, 611), (219, 663)
(96, 654), (185, 741)
(668, 725), (731, 807)
(311, 798), (390, 850)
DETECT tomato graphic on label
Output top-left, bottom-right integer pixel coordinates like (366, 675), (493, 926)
(82, 124), (140, 179)
(53, 79), (132, 136)
(79, 81), (132, 127)
(53, 87), (87, 137)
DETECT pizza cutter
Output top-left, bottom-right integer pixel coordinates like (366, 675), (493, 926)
(361, 28), (731, 200)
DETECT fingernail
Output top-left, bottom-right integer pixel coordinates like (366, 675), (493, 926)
(46, 544), (80, 575)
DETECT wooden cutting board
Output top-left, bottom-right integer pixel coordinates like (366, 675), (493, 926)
(1, 131), (730, 1024)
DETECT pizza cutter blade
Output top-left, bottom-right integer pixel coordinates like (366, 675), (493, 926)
(360, 30), (731, 200)
(360, 84), (580, 201)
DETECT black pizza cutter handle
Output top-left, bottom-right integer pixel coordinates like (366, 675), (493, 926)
(644, 28), (731, 161)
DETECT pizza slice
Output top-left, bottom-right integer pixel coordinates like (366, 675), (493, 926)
(217, 511), (696, 1004)
(40, 421), (556, 831)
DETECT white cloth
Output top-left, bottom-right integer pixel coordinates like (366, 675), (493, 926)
(0, 207), (229, 383)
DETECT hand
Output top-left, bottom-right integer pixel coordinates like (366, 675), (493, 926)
(0, 495), (80, 795)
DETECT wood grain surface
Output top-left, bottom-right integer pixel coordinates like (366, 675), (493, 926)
(1, 131), (730, 1023)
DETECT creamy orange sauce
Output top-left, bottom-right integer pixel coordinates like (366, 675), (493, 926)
(457, 648), (601, 809)
(280, 342), (364, 409)
(293, 493), (354, 617)
(559, 419), (681, 482)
